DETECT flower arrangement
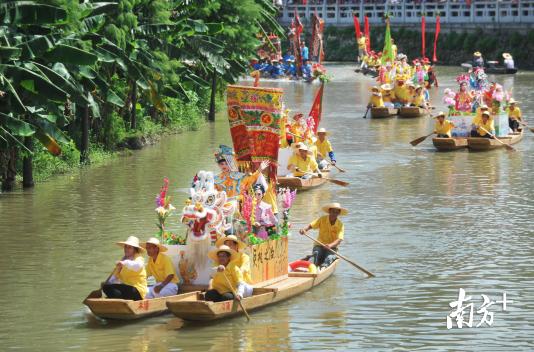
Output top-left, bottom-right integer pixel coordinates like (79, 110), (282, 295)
(305, 116), (315, 138)
(154, 178), (185, 245)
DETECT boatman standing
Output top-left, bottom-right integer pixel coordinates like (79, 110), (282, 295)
(299, 203), (348, 272)
(358, 34), (368, 59)
(140, 237), (179, 299)
(301, 41), (309, 63)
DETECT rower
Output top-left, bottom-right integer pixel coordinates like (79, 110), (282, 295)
(391, 38), (397, 58)
(302, 59), (313, 81)
(215, 235), (253, 288)
(206, 245), (251, 302)
(140, 237), (179, 299)
(503, 53), (514, 69)
(367, 86), (384, 108)
(314, 127), (336, 170)
(288, 144), (321, 179)
(358, 34), (368, 60)
(283, 49), (295, 65)
(380, 84), (396, 109)
(409, 85), (426, 108)
(508, 98), (526, 132)
(433, 111), (455, 138)
(473, 51), (484, 68)
(102, 236), (148, 301)
(470, 111), (494, 138)
(299, 203), (348, 272)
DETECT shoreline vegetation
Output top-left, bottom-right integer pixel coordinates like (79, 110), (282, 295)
(0, 0), (285, 192)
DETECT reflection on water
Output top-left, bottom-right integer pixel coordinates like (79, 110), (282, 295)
(1, 64), (534, 351)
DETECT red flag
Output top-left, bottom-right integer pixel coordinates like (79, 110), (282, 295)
(467, 0), (470, 5)
(295, 9), (303, 37)
(364, 15), (370, 51)
(308, 83), (324, 133)
(422, 16), (426, 59)
(353, 14), (361, 39)
(433, 16), (440, 63)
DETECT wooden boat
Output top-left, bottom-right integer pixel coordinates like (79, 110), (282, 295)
(371, 107), (398, 119)
(432, 137), (468, 151)
(166, 258), (340, 321)
(83, 285), (205, 320)
(461, 62), (518, 75)
(362, 67), (379, 78)
(277, 168), (330, 191)
(399, 106), (426, 118)
(467, 128), (523, 150)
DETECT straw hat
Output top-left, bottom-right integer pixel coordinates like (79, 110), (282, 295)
(406, 82), (415, 88)
(139, 237), (168, 252)
(414, 85), (423, 92)
(207, 245), (238, 262)
(381, 83), (393, 91)
(476, 104), (489, 112)
(509, 98), (519, 105)
(503, 53), (513, 60)
(481, 111), (491, 118)
(215, 235), (247, 249)
(474, 52), (482, 57)
(296, 144), (313, 156)
(433, 111), (447, 119)
(116, 236), (147, 254)
(368, 86), (382, 93)
(315, 127), (331, 136)
(321, 203), (349, 216)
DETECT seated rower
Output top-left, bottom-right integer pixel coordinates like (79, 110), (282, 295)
(288, 144), (322, 179)
(367, 86), (384, 108)
(314, 127), (336, 170)
(302, 60), (313, 81)
(206, 245), (251, 302)
(299, 202), (348, 272)
(215, 235), (253, 287)
(433, 111), (455, 138)
(508, 99), (525, 133)
(380, 84), (396, 109)
(102, 236), (148, 301)
(410, 85), (426, 108)
(470, 111), (494, 138)
(140, 237), (179, 299)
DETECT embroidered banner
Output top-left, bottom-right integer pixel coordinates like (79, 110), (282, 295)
(227, 85), (284, 166)
(310, 12), (324, 65)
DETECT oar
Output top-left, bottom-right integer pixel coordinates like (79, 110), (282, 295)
(423, 103), (433, 118)
(520, 122), (534, 133)
(316, 151), (346, 172)
(363, 106), (370, 119)
(410, 123), (450, 146)
(479, 126), (516, 152)
(296, 168), (349, 187)
(222, 273), (251, 321)
(85, 268), (117, 300)
(302, 232), (375, 278)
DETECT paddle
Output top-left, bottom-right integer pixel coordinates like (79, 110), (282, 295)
(423, 103), (433, 118)
(522, 124), (534, 134)
(363, 106), (370, 119)
(410, 123), (450, 146)
(479, 126), (516, 152)
(85, 268), (117, 300)
(297, 168), (349, 187)
(222, 273), (251, 321)
(316, 151), (346, 173)
(302, 232), (375, 278)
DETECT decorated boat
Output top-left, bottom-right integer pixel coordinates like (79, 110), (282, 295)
(467, 128), (523, 150)
(399, 107), (426, 118)
(166, 258), (340, 321)
(371, 107), (398, 118)
(432, 137), (468, 151)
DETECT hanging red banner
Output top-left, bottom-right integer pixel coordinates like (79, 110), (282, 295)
(364, 15), (370, 51)
(422, 16), (426, 59)
(353, 14), (361, 39)
(433, 16), (440, 62)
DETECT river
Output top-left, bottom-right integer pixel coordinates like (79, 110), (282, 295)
(1, 64), (534, 351)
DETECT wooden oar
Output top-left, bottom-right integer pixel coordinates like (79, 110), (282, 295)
(316, 151), (346, 173)
(85, 268), (117, 300)
(410, 123), (450, 146)
(520, 122), (534, 133)
(297, 168), (349, 187)
(423, 104), (433, 118)
(223, 273), (251, 321)
(302, 232), (375, 278)
(363, 106), (370, 119)
(479, 126), (516, 152)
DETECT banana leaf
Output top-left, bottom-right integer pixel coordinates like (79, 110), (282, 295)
(161, 86), (185, 100)
(30, 62), (88, 107)
(91, 2), (119, 16)
(148, 80), (168, 112)
(50, 63), (71, 81)
(33, 125), (61, 156)
(16, 34), (61, 61)
(43, 44), (98, 66)
(205, 23), (224, 35)
(259, 9), (286, 40)
(0, 46), (20, 58)
(0, 4), (69, 25)
(80, 14), (105, 33)
(183, 73), (210, 89)
(35, 117), (70, 144)
(0, 64), (67, 102)
(1, 73), (25, 113)
(186, 19), (208, 33)
(148, 38), (197, 62)
(136, 24), (177, 36)
(93, 46), (118, 63)
(0, 112), (35, 137)
(87, 69), (125, 107)
(86, 93), (100, 118)
(0, 126), (32, 154)
(79, 2), (95, 19)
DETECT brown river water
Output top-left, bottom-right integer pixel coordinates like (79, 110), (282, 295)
(1, 64), (534, 351)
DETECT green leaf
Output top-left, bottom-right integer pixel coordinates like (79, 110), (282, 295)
(0, 46), (21, 58)
(186, 19), (207, 33)
(87, 69), (125, 107)
(136, 24), (177, 36)
(161, 86), (185, 100)
(79, 2), (94, 19)
(0, 64), (67, 102)
(31, 62), (88, 107)
(205, 23), (224, 35)
(183, 73), (209, 89)
(80, 14), (105, 33)
(50, 63), (71, 81)
(256, 20), (276, 52)
(0, 112), (35, 136)
(259, 9), (286, 40)
(0, 126), (32, 154)
(16, 34), (60, 61)
(42, 44), (98, 66)
(184, 36), (229, 73)
(0, 73), (26, 113)
(148, 80), (167, 112)
(93, 46), (118, 63)
(0, 4), (69, 25)
(122, 55), (149, 89)
(35, 117), (70, 144)
(148, 38), (196, 62)
(91, 2), (119, 16)
(33, 125), (61, 156)
(87, 92), (100, 118)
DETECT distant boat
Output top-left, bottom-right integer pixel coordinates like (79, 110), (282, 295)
(461, 62), (518, 75)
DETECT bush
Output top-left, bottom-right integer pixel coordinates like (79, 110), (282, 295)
(527, 30), (534, 45)
(509, 31), (521, 47)
(463, 34), (477, 52)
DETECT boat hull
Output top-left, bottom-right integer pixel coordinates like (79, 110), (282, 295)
(277, 169), (330, 191)
(362, 67), (379, 78)
(371, 107), (398, 118)
(166, 259), (340, 321)
(399, 107), (425, 118)
(461, 63), (518, 75)
(467, 128), (523, 150)
(432, 137), (468, 151)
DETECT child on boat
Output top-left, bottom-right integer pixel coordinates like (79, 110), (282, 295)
(140, 237), (179, 299)
(314, 127), (336, 170)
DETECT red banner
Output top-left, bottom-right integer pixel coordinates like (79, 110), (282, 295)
(422, 16), (426, 59)
(433, 16), (440, 62)
(353, 14), (361, 39)
(364, 16), (370, 51)
(308, 83), (324, 133)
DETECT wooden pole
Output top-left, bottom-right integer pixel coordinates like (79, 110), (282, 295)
(222, 273), (251, 321)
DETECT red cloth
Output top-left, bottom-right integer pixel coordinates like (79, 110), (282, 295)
(364, 16), (370, 51)
(422, 16), (426, 59)
(308, 83), (324, 133)
(353, 14), (361, 39)
(433, 16), (440, 63)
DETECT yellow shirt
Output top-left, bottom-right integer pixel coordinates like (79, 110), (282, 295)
(310, 215), (344, 249)
(116, 253), (148, 299)
(314, 138), (332, 159)
(509, 107), (522, 121)
(477, 119), (495, 137)
(261, 179), (278, 214)
(289, 123), (313, 144)
(472, 113), (493, 126)
(410, 92), (425, 106)
(394, 85), (407, 101)
(435, 120), (455, 138)
(392, 44), (398, 57)
(211, 262), (244, 295)
(146, 253), (179, 284)
(369, 93), (384, 108)
(290, 154), (318, 176)
(358, 37), (367, 50)
(382, 90), (396, 103)
(234, 252), (252, 285)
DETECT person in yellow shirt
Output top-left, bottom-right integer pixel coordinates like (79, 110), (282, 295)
(314, 127), (336, 169)
(471, 111), (495, 138)
(287, 144), (321, 179)
(394, 75), (408, 106)
(206, 245), (252, 302)
(299, 202), (348, 272)
(140, 238), (179, 299)
(215, 235), (253, 286)
(508, 99), (526, 132)
(102, 236), (148, 301)
(368, 86), (384, 108)
(380, 84), (396, 109)
(280, 108), (292, 149)
(391, 38), (398, 58)
(358, 34), (368, 58)
(410, 85), (426, 108)
(433, 112), (456, 138)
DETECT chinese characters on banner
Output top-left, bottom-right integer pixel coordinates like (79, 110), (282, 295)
(447, 288), (513, 329)
(246, 237), (288, 285)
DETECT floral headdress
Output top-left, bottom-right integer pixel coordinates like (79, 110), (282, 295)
(456, 75), (469, 86)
